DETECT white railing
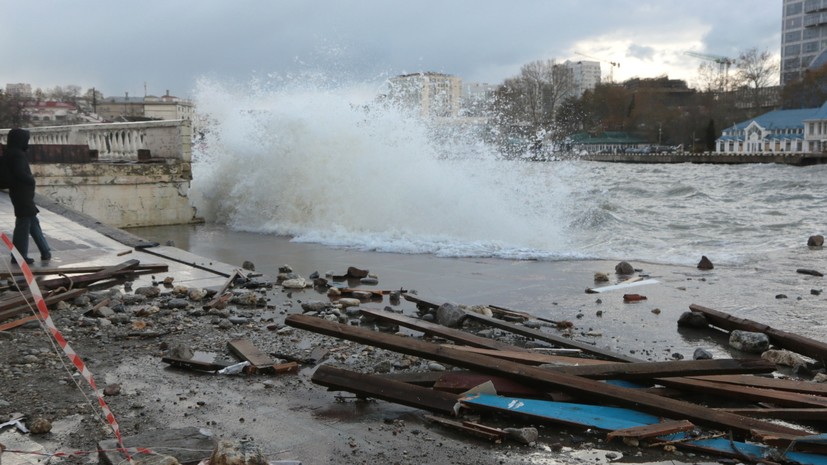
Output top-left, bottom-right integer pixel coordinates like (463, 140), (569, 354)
(0, 119), (191, 162)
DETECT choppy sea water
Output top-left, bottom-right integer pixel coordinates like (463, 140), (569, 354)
(131, 77), (827, 349)
(186, 78), (827, 268)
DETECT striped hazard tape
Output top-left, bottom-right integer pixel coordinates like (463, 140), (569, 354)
(1, 233), (132, 461)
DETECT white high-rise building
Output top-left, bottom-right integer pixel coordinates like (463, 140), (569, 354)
(781, 0), (827, 85)
(564, 60), (602, 97)
(387, 72), (463, 118)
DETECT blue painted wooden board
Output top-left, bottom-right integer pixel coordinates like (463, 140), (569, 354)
(461, 393), (827, 465)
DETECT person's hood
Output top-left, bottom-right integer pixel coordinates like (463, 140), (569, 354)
(6, 128), (30, 150)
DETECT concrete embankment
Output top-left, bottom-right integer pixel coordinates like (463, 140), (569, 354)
(582, 152), (827, 166)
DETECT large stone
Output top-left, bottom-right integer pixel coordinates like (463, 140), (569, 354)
(729, 330), (769, 353)
(808, 235), (824, 247)
(697, 255), (714, 270)
(436, 302), (466, 328)
(677, 311), (709, 328)
(614, 261), (634, 275)
(346, 266), (369, 278)
(281, 278), (307, 289)
(504, 427), (539, 444)
(761, 349), (806, 367)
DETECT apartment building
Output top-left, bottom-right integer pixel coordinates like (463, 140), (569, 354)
(387, 72), (463, 118)
(781, 0), (827, 85)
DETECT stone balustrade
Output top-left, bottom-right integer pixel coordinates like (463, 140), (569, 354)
(0, 119), (191, 162)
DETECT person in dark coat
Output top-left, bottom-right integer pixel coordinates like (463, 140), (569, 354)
(5, 128), (50, 265)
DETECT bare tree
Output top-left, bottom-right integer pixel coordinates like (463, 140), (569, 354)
(733, 48), (779, 113)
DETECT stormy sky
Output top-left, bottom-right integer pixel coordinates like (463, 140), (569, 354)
(0, 0), (781, 98)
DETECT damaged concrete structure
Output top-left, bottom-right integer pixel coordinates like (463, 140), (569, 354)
(0, 120), (198, 227)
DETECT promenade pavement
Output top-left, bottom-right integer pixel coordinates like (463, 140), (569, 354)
(0, 192), (235, 290)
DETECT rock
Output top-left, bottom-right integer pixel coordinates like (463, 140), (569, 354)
(594, 272), (609, 282)
(729, 330), (769, 353)
(615, 261), (634, 275)
(301, 301), (329, 313)
(104, 384), (121, 396)
(231, 292), (259, 306)
(814, 373), (827, 383)
(337, 298), (361, 308)
(466, 305), (493, 317)
(797, 268), (824, 277)
(313, 277), (328, 288)
(504, 427), (539, 444)
(28, 417), (52, 435)
(671, 352), (684, 360)
(327, 287), (341, 298)
(677, 311), (709, 328)
(188, 288), (207, 301)
(436, 303), (466, 328)
(241, 261), (255, 271)
(693, 348), (713, 360)
(623, 293), (646, 302)
(808, 235), (824, 247)
(812, 289), (823, 296)
(697, 255), (714, 270)
(278, 265), (293, 273)
(428, 362), (446, 371)
(163, 276), (175, 285)
(762, 349), (806, 367)
(281, 278), (307, 289)
(346, 266), (369, 278)
(92, 306), (116, 318)
(134, 286), (161, 298)
(209, 439), (267, 465)
(166, 298), (190, 309)
(360, 277), (379, 285)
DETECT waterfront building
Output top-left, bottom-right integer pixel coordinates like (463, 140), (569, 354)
(716, 101), (827, 153)
(387, 72), (463, 118)
(781, 0), (827, 85)
(95, 91), (193, 122)
(24, 101), (80, 126)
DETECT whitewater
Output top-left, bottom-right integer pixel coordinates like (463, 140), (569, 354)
(188, 78), (827, 269)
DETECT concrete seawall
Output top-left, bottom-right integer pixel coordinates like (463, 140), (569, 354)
(581, 152), (827, 166)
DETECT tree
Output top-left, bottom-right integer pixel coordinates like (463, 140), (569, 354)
(733, 48), (779, 113)
(0, 90), (31, 128)
(492, 59), (575, 129)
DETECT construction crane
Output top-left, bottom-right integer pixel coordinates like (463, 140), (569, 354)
(684, 51), (736, 92)
(575, 52), (621, 83)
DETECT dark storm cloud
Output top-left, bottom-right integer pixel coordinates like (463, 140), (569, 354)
(0, 0), (779, 97)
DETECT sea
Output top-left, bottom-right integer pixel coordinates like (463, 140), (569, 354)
(128, 77), (827, 353)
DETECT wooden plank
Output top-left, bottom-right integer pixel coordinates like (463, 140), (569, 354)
(359, 307), (530, 352)
(690, 303), (827, 364)
(37, 260), (141, 290)
(0, 262), (168, 279)
(227, 338), (275, 368)
(606, 419), (695, 441)
(447, 346), (775, 379)
(423, 414), (505, 442)
(0, 288), (87, 323)
(694, 374), (827, 397)
(311, 365), (459, 415)
(285, 314), (807, 437)
(434, 371), (549, 398)
(376, 371), (445, 386)
(0, 314), (38, 331)
(655, 376), (827, 408)
(462, 311), (640, 362)
(719, 408), (827, 421)
(447, 345), (600, 365)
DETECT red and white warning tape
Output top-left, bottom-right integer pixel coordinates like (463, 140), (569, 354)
(1, 233), (131, 461)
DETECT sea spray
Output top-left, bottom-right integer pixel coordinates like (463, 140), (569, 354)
(190, 77), (573, 259)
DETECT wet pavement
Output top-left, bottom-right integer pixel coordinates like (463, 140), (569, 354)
(0, 193), (234, 290)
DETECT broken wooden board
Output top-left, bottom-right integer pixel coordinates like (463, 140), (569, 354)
(719, 408), (827, 421)
(461, 311), (641, 362)
(161, 351), (234, 372)
(311, 365), (459, 415)
(0, 262), (168, 279)
(695, 374), (827, 397)
(37, 260), (141, 291)
(606, 419), (695, 441)
(690, 303), (827, 364)
(0, 288), (87, 323)
(461, 393), (827, 465)
(227, 338), (276, 371)
(446, 345), (599, 366)
(360, 307), (530, 352)
(433, 371), (550, 398)
(655, 376), (827, 408)
(98, 426), (215, 465)
(423, 414), (505, 442)
(285, 314), (807, 437)
(586, 277), (659, 294)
